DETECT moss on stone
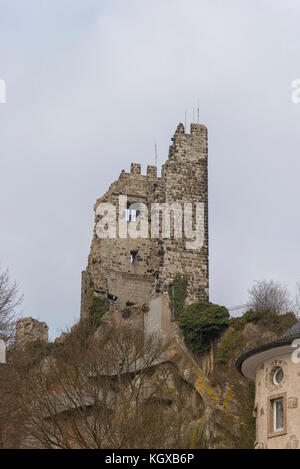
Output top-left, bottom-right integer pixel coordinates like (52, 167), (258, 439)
(239, 381), (256, 448)
(216, 310), (297, 367)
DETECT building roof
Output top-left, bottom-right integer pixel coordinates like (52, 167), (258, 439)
(280, 321), (300, 339)
(236, 320), (300, 380)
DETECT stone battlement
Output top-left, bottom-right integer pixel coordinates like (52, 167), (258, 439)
(128, 163), (158, 178)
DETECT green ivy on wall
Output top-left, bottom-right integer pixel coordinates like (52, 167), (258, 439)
(86, 281), (107, 328)
(168, 273), (188, 320)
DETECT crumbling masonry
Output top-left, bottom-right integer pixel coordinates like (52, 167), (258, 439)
(15, 317), (48, 348)
(81, 123), (209, 316)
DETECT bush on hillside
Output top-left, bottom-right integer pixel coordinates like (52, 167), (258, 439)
(215, 309), (297, 367)
(179, 302), (229, 356)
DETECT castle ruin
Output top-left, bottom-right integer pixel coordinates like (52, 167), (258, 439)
(81, 123), (209, 316)
(15, 317), (48, 348)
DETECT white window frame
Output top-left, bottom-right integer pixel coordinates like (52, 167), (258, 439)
(273, 367), (284, 386)
(268, 392), (286, 438)
(273, 397), (284, 432)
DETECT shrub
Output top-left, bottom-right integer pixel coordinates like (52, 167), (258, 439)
(215, 309), (297, 367)
(256, 310), (296, 335)
(242, 309), (262, 324)
(179, 302), (229, 356)
(215, 327), (244, 366)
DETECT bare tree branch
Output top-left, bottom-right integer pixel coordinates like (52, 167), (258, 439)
(7, 322), (202, 449)
(248, 279), (292, 315)
(0, 264), (22, 342)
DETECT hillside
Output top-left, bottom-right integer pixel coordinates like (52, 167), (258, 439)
(0, 303), (296, 449)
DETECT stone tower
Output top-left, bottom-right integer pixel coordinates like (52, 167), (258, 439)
(81, 123), (208, 316)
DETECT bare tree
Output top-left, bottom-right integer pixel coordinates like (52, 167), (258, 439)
(248, 280), (292, 315)
(0, 359), (26, 448)
(11, 322), (203, 449)
(0, 267), (23, 447)
(0, 265), (22, 342)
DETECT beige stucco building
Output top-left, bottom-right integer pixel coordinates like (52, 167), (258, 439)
(237, 322), (300, 449)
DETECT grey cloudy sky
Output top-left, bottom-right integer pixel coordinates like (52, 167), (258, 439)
(0, 0), (300, 338)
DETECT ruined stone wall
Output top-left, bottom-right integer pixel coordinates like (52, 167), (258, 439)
(158, 123), (209, 303)
(81, 123), (209, 316)
(81, 165), (162, 313)
(15, 317), (48, 348)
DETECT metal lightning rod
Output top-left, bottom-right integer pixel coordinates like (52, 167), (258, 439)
(155, 138), (158, 167)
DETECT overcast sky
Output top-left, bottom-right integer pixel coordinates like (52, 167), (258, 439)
(0, 0), (300, 338)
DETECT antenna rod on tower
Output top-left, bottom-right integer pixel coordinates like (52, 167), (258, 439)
(197, 99), (200, 124)
(155, 138), (158, 167)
